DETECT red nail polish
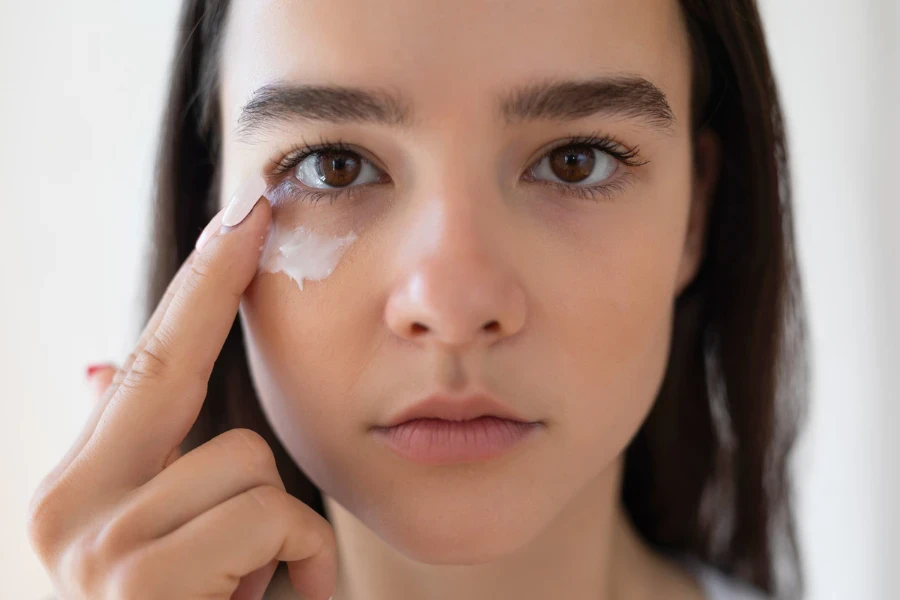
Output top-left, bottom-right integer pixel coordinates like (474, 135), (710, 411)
(85, 364), (109, 379)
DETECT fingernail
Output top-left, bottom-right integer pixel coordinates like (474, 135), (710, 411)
(85, 363), (112, 380)
(194, 207), (226, 252)
(222, 173), (267, 228)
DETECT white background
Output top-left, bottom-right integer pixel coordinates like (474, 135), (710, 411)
(1, 2), (897, 598)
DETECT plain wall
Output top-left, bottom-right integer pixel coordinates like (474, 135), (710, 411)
(758, 1), (899, 598)
(1, 2), (896, 598)
(0, 1), (183, 596)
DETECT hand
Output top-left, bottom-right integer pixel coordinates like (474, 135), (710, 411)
(27, 198), (337, 600)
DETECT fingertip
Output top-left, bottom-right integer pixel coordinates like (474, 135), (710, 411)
(207, 194), (272, 256)
(217, 197), (272, 270)
(237, 192), (272, 233)
(85, 364), (117, 400)
(85, 363), (113, 380)
(222, 173), (269, 228)
(197, 173), (272, 253)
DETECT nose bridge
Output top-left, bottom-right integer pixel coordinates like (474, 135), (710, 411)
(422, 128), (496, 229)
(409, 135), (506, 275)
(384, 150), (527, 349)
(427, 163), (493, 254)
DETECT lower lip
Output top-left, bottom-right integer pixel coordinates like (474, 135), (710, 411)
(370, 416), (542, 465)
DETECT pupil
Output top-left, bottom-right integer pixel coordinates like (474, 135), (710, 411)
(550, 145), (595, 183)
(317, 151), (361, 187)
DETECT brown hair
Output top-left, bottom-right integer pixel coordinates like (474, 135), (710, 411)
(147, 1), (808, 597)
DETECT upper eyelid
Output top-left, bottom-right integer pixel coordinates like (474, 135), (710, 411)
(276, 143), (388, 178)
(531, 136), (647, 167)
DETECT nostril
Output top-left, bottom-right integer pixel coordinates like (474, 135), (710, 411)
(405, 320), (503, 339)
(482, 320), (500, 333)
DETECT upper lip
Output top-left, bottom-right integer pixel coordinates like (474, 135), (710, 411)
(378, 393), (535, 428)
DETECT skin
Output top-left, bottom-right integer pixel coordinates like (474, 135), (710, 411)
(29, 201), (339, 600)
(26, 1), (718, 599)
(219, 0), (719, 599)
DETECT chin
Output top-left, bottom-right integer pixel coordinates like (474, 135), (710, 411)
(357, 492), (550, 565)
(381, 521), (541, 565)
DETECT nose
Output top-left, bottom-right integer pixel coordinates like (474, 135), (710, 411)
(384, 207), (527, 350)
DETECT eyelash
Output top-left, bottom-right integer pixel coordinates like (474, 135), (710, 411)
(523, 133), (648, 203)
(268, 132), (648, 206)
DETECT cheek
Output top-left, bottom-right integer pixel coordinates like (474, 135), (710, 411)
(238, 272), (377, 473)
(540, 182), (690, 459)
(241, 270), (374, 397)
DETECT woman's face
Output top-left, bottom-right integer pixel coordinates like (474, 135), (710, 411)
(218, 0), (712, 560)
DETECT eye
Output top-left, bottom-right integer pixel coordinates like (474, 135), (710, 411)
(521, 136), (647, 202)
(294, 148), (385, 190)
(269, 135), (645, 207)
(528, 144), (618, 187)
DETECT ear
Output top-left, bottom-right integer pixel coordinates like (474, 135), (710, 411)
(674, 128), (721, 296)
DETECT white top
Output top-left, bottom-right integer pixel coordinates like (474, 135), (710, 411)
(685, 559), (771, 600)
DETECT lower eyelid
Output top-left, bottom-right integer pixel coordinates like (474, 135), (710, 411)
(540, 171), (637, 202)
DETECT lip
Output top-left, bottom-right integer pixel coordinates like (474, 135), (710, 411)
(369, 393), (542, 465)
(377, 393), (535, 428)
(371, 416), (543, 465)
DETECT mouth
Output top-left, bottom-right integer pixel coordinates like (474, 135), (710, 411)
(370, 393), (543, 465)
(375, 393), (537, 428)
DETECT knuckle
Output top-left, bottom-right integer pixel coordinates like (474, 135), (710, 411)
(108, 368), (128, 392)
(26, 483), (153, 598)
(57, 530), (110, 599)
(27, 479), (52, 522)
(128, 337), (173, 381)
(25, 505), (52, 558)
(92, 508), (136, 563)
(119, 352), (138, 374)
(245, 484), (287, 514)
(187, 252), (215, 285)
(26, 486), (69, 559)
(107, 548), (159, 600)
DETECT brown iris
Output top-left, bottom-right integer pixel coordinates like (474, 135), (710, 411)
(315, 150), (361, 187)
(548, 145), (596, 183)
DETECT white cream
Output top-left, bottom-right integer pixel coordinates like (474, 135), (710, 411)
(258, 219), (358, 290)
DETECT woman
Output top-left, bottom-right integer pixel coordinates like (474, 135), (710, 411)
(27, 0), (808, 599)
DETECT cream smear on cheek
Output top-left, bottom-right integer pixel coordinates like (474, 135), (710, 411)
(232, 172), (356, 290)
(258, 217), (358, 291)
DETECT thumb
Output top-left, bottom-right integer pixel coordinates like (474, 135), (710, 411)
(85, 363), (118, 402)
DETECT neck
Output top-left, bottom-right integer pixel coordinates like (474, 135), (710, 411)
(312, 457), (702, 600)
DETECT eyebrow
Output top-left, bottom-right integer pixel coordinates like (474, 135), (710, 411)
(499, 76), (675, 131)
(235, 75), (675, 141)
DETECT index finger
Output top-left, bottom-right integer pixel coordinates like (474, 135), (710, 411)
(31, 250), (197, 507)
(81, 186), (272, 491)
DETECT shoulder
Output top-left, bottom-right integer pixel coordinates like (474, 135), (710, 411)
(680, 557), (771, 600)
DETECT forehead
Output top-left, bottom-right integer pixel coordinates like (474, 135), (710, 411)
(219, 0), (692, 129)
